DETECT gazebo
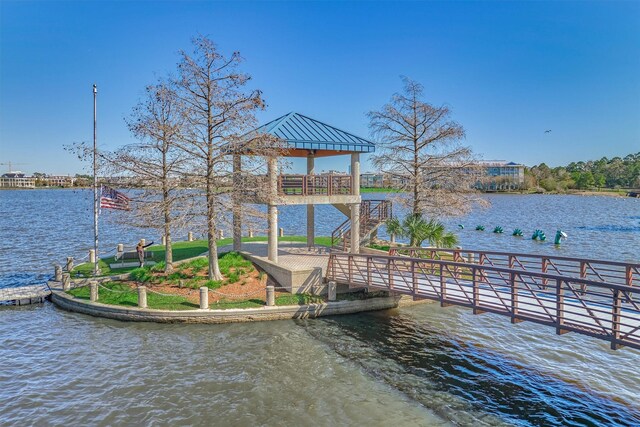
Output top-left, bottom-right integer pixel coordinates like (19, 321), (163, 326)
(232, 112), (382, 265)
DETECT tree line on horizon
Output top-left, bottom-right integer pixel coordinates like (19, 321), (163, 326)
(525, 152), (640, 192)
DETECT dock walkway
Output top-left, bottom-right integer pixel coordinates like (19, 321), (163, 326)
(0, 283), (51, 305)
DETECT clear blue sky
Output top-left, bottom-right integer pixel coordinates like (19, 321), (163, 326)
(1, 1), (639, 175)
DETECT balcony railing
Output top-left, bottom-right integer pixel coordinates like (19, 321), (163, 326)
(278, 174), (353, 196)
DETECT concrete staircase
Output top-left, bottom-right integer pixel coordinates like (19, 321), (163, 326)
(331, 200), (392, 251)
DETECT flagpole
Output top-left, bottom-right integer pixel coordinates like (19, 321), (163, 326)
(93, 84), (100, 276)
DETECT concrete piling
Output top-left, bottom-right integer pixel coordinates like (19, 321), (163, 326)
(161, 235), (166, 246)
(54, 264), (62, 282)
(249, 229), (254, 238)
(279, 227), (284, 237)
(188, 232), (194, 242)
(328, 281), (337, 301)
(199, 287), (209, 309)
(89, 249), (96, 264)
(141, 239), (146, 246)
(61, 274), (71, 291)
(65, 257), (74, 272)
(138, 286), (147, 309)
(117, 243), (124, 253)
(218, 229), (224, 239)
(90, 282), (98, 302)
(266, 285), (275, 306)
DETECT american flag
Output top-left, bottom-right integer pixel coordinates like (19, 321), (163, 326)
(100, 185), (130, 210)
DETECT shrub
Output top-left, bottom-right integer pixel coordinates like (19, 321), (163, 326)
(168, 271), (189, 281)
(205, 280), (222, 290)
(150, 261), (166, 272)
(226, 271), (240, 284)
(129, 268), (152, 283)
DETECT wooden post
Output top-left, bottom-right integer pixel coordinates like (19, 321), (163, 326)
(54, 264), (62, 282)
(138, 286), (147, 309)
(188, 232), (194, 242)
(65, 257), (74, 272)
(556, 279), (569, 335)
(61, 273), (71, 291)
(199, 287), (208, 309)
(611, 289), (623, 350)
(266, 285), (275, 306)
(90, 282), (98, 302)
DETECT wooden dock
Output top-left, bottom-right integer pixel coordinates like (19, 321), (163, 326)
(0, 284), (52, 305)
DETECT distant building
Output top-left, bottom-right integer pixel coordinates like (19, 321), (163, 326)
(0, 172), (36, 188)
(475, 161), (525, 191)
(360, 172), (409, 189)
(45, 175), (76, 187)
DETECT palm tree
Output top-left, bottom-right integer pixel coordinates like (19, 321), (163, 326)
(385, 217), (403, 244)
(389, 213), (459, 248)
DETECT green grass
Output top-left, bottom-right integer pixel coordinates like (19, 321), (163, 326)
(368, 243), (391, 252)
(72, 236), (332, 278)
(360, 187), (405, 193)
(212, 299), (265, 309)
(68, 282), (198, 310)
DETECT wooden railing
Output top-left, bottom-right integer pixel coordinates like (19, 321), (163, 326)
(327, 252), (640, 350)
(278, 174), (353, 196)
(388, 247), (638, 289)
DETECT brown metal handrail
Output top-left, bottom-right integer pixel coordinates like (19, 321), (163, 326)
(327, 252), (640, 351)
(331, 200), (392, 250)
(278, 174), (353, 196)
(388, 247), (639, 289)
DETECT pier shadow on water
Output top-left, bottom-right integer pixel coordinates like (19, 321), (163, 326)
(300, 310), (640, 427)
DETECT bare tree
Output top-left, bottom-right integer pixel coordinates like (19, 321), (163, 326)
(173, 36), (280, 280)
(369, 77), (486, 218)
(106, 81), (189, 273)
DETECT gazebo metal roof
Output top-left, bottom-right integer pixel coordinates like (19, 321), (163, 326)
(253, 112), (375, 157)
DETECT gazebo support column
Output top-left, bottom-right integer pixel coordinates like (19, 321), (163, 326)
(351, 153), (360, 196)
(232, 154), (242, 251)
(350, 203), (360, 254)
(350, 153), (361, 253)
(306, 152), (315, 248)
(267, 157), (278, 263)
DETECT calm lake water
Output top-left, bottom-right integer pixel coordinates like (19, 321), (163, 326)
(1, 189), (639, 426)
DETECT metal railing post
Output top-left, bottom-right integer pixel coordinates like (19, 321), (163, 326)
(556, 279), (568, 335)
(611, 289), (622, 350)
(510, 272), (522, 323)
(412, 260), (417, 297)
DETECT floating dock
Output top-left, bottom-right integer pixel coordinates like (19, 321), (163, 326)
(0, 283), (51, 305)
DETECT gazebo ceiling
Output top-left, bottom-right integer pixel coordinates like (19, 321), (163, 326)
(253, 112), (375, 157)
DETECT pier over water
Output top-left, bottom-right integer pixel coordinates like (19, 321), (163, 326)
(328, 248), (640, 350)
